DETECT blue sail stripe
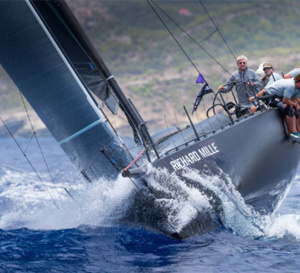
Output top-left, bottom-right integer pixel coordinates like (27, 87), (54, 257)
(58, 119), (102, 145)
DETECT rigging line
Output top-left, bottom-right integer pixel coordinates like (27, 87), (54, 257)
(0, 117), (60, 210)
(198, 0), (237, 61)
(198, 29), (218, 45)
(98, 106), (135, 162)
(148, 0), (232, 76)
(163, 115), (178, 151)
(174, 110), (187, 145)
(78, 138), (130, 181)
(116, 113), (130, 124)
(24, 132), (34, 154)
(18, 91), (62, 201)
(147, 0), (199, 75)
(66, 172), (84, 188)
(112, 109), (156, 154)
(64, 188), (75, 200)
(63, 172), (87, 202)
(63, 184), (86, 211)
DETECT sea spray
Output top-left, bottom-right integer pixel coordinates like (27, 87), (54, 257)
(2, 163), (300, 241)
(0, 166), (136, 230)
(182, 166), (266, 238)
(263, 214), (300, 240)
(123, 165), (221, 239)
(146, 165), (212, 229)
(261, 176), (300, 241)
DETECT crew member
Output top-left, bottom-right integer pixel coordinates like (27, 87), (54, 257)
(249, 74), (300, 141)
(260, 62), (282, 88)
(284, 67), (300, 79)
(218, 55), (262, 112)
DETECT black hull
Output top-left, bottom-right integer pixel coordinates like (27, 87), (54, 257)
(126, 109), (300, 239)
(157, 109), (300, 212)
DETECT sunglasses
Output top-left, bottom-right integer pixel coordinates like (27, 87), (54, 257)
(263, 67), (272, 71)
(238, 62), (246, 64)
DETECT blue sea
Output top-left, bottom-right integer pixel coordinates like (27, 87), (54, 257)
(1, 137), (300, 273)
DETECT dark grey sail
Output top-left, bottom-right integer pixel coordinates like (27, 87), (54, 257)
(29, 0), (119, 114)
(0, 0), (132, 181)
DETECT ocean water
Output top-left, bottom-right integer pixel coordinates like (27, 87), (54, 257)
(1, 137), (300, 273)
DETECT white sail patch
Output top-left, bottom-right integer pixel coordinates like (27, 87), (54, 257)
(170, 142), (220, 171)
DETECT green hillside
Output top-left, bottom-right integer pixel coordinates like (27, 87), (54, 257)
(1, 0), (300, 121)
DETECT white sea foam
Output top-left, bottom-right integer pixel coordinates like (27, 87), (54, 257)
(262, 178), (300, 240)
(182, 167), (266, 238)
(0, 166), (135, 230)
(263, 213), (300, 240)
(144, 165), (212, 232)
(1, 162), (300, 242)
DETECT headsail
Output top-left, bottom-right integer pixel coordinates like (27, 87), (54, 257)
(29, 0), (120, 114)
(0, 0), (132, 181)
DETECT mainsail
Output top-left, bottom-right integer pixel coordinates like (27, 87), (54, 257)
(0, 0), (133, 181)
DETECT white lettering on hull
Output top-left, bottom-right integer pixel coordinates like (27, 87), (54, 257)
(169, 142), (220, 171)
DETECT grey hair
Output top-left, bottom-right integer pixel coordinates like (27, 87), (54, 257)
(237, 55), (248, 62)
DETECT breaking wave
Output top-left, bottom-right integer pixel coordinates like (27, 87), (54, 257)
(138, 165), (265, 238)
(0, 163), (300, 241)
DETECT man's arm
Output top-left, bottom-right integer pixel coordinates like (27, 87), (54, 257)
(283, 97), (300, 110)
(218, 74), (235, 93)
(249, 88), (266, 102)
